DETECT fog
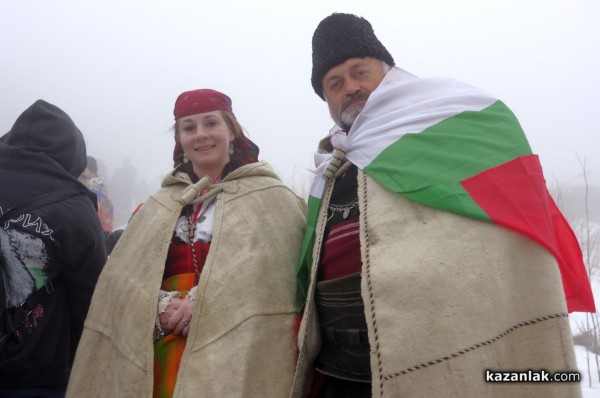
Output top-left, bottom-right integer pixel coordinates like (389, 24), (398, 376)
(2, 0), (599, 226)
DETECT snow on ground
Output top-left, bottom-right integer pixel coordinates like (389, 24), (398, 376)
(570, 267), (600, 398)
(576, 344), (600, 397)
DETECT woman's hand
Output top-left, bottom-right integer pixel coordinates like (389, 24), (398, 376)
(164, 297), (195, 337)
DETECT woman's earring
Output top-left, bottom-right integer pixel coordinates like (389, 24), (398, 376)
(183, 154), (189, 163)
(229, 142), (234, 155)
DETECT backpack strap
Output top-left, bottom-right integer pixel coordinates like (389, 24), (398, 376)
(6, 277), (61, 330)
(18, 279), (57, 317)
(0, 187), (83, 225)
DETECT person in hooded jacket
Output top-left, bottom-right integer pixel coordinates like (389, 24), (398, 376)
(0, 100), (107, 398)
(67, 89), (306, 398)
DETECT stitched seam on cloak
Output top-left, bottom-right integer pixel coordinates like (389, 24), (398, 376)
(382, 312), (568, 381)
(360, 172), (385, 397)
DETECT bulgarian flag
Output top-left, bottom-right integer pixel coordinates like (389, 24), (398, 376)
(297, 67), (595, 314)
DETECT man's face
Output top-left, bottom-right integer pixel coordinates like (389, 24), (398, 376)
(322, 57), (386, 131)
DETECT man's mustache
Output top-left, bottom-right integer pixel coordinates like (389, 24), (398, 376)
(340, 92), (370, 112)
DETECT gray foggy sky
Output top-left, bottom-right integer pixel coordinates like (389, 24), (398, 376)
(2, 0), (599, 211)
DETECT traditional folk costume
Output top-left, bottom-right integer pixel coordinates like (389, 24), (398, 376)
(82, 176), (114, 232)
(68, 160), (306, 397)
(291, 13), (594, 398)
(67, 90), (306, 398)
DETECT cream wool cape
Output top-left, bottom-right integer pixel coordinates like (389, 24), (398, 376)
(67, 161), (306, 398)
(290, 164), (581, 398)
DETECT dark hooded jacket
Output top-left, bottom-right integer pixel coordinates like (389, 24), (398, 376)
(0, 100), (107, 389)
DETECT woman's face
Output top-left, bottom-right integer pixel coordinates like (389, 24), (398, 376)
(178, 111), (234, 179)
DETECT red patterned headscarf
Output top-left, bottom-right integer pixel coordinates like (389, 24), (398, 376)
(172, 89), (259, 169)
(174, 89), (233, 119)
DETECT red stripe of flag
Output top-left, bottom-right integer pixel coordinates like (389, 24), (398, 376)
(462, 154), (595, 313)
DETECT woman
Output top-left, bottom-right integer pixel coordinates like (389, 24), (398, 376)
(67, 89), (306, 397)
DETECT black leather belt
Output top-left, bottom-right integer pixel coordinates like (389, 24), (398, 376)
(315, 272), (371, 382)
(322, 326), (369, 346)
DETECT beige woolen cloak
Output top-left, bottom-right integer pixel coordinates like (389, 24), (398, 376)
(290, 166), (581, 398)
(67, 161), (306, 397)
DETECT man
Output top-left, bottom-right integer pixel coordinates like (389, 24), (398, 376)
(290, 13), (593, 398)
(0, 100), (107, 397)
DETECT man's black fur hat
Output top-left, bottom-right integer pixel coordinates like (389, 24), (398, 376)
(311, 13), (395, 100)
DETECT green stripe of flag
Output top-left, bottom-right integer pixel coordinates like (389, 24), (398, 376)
(364, 101), (532, 221)
(296, 195), (321, 301)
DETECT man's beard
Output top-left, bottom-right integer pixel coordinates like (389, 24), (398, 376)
(332, 92), (370, 132)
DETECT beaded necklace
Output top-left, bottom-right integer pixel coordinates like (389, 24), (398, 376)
(185, 196), (215, 282)
(184, 172), (221, 283)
